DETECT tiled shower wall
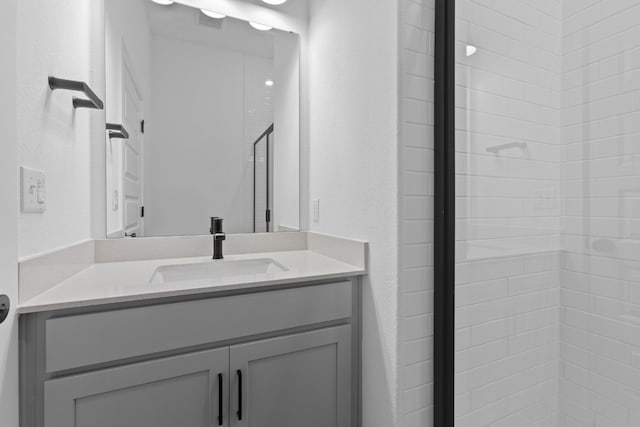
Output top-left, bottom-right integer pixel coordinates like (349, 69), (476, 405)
(455, 0), (563, 255)
(399, 0), (435, 425)
(453, 0), (562, 426)
(559, 1), (640, 426)
(400, 1), (640, 426)
(400, 0), (562, 425)
(455, 252), (560, 427)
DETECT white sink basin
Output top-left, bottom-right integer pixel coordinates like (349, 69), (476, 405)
(150, 258), (289, 284)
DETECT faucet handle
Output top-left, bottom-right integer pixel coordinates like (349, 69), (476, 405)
(210, 217), (223, 234)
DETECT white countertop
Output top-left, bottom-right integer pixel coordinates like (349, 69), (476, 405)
(18, 250), (365, 313)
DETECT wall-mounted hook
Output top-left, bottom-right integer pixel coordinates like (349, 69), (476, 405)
(48, 76), (104, 110)
(106, 123), (130, 139)
(486, 141), (527, 155)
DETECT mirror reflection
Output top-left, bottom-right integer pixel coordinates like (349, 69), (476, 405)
(105, 0), (300, 238)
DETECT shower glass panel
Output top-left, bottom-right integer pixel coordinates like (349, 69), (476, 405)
(454, 1), (640, 426)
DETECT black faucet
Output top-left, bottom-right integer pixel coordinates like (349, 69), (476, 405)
(210, 217), (226, 259)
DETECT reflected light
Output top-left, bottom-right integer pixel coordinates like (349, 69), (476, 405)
(201, 9), (226, 19)
(249, 22), (273, 31)
(265, 80), (275, 87)
(262, 0), (288, 4)
(151, 0), (174, 5)
(466, 45), (478, 57)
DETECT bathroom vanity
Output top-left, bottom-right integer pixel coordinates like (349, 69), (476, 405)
(18, 2), (364, 425)
(19, 233), (366, 427)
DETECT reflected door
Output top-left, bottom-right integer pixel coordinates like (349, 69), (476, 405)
(122, 61), (143, 237)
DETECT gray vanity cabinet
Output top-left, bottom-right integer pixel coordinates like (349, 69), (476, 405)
(230, 325), (351, 427)
(43, 347), (230, 427)
(41, 326), (351, 427)
(21, 280), (361, 427)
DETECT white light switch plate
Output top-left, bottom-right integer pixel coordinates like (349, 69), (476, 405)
(21, 167), (46, 213)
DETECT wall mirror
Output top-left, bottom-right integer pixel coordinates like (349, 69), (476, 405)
(105, 0), (300, 238)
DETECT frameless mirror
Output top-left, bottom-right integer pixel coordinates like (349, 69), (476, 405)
(105, 0), (300, 238)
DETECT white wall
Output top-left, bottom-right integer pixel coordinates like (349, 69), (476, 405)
(17, 0), (106, 258)
(308, 0), (400, 425)
(91, 3), (107, 243)
(273, 32), (301, 232)
(0, 1), (19, 425)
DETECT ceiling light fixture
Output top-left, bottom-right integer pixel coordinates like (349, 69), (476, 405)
(249, 22), (273, 31)
(466, 45), (478, 57)
(151, 0), (174, 5)
(201, 9), (226, 19)
(262, 0), (288, 5)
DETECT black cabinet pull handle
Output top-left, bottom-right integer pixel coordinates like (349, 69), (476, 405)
(236, 369), (243, 421)
(217, 373), (223, 426)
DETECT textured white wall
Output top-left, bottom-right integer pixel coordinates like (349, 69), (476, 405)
(17, 0), (105, 258)
(308, 0), (400, 425)
(0, 1), (19, 425)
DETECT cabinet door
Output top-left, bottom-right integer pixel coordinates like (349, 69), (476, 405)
(44, 348), (229, 427)
(230, 325), (351, 427)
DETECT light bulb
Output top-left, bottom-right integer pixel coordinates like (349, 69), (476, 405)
(466, 45), (478, 57)
(265, 80), (274, 87)
(249, 22), (273, 31)
(201, 9), (226, 19)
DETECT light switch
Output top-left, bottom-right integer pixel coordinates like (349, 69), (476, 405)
(21, 167), (47, 213)
(112, 190), (119, 211)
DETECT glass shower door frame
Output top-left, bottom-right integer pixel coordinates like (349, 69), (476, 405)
(433, 0), (456, 426)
